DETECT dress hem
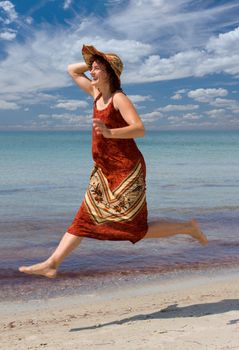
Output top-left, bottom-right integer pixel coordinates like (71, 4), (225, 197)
(66, 227), (146, 245)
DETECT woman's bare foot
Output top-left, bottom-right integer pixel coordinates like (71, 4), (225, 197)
(18, 260), (57, 278)
(190, 219), (208, 246)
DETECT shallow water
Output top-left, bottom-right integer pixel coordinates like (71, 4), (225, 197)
(1, 130), (239, 301)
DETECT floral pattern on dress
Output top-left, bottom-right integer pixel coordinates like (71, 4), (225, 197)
(85, 161), (146, 224)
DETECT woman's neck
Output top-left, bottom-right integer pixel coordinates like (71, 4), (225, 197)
(98, 85), (112, 101)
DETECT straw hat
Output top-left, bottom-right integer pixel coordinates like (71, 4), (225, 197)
(82, 44), (123, 80)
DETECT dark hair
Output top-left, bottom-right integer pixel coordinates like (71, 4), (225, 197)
(89, 54), (123, 93)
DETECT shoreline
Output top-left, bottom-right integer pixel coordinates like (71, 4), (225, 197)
(1, 265), (239, 312)
(1, 263), (239, 304)
(1, 267), (239, 349)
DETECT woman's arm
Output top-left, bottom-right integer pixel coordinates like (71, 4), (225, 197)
(93, 93), (145, 139)
(67, 62), (97, 97)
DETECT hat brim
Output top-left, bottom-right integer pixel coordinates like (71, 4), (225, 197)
(82, 44), (122, 80)
(82, 45), (109, 67)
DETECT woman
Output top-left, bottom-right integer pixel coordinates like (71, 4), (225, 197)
(19, 45), (208, 278)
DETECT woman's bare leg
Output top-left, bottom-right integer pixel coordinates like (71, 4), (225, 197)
(18, 232), (82, 278)
(144, 219), (208, 245)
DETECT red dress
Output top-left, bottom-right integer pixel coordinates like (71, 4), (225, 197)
(66, 92), (148, 244)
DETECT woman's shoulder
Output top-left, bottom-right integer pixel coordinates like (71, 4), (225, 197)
(113, 89), (126, 98)
(113, 90), (131, 109)
(113, 90), (133, 111)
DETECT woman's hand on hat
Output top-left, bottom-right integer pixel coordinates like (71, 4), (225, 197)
(93, 119), (112, 138)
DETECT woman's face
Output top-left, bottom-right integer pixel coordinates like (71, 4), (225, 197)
(90, 60), (109, 88)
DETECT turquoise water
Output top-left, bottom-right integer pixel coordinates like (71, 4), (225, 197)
(1, 130), (238, 220)
(1, 130), (239, 301)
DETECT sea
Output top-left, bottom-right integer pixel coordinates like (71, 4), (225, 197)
(1, 130), (239, 301)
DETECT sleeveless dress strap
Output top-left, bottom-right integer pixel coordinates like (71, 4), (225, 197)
(94, 92), (102, 104)
(94, 90), (126, 110)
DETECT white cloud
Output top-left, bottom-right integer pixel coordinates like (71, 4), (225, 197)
(0, 99), (19, 109)
(206, 109), (227, 119)
(1, 1), (239, 105)
(188, 88), (228, 103)
(0, 1), (18, 24)
(158, 104), (199, 112)
(38, 114), (50, 119)
(177, 89), (188, 94)
(210, 98), (235, 108)
(141, 111), (164, 123)
(0, 91), (59, 112)
(106, 0), (122, 4)
(23, 92), (60, 104)
(89, 38), (152, 64)
(51, 113), (91, 123)
(34, 112), (93, 130)
(107, 0), (239, 55)
(25, 16), (33, 25)
(181, 113), (201, 120)
(1, 0), (239, 134)
(171, 93), (182, 100)
(210, 98), (239, 113)
(206, 26), (239, 55)
(0, 31), (72, 95)
(165, 118), (226, 129)
(53, 99), (88, 111)
(167, 113), (201, 122)
(188, 89), (239, 115)
(63, 0), (72, 10)
(0, 1), (18, 41)
(170, 89), (188, 100)
(228, 118), (239, 125)
(125, 26), (239, 83)
(0, 28), (17, 40)
(141, 106), (202, 125)
(0, 25), (152, 102)
(128, 95), (153, 103)
(168, 116), (181, 122)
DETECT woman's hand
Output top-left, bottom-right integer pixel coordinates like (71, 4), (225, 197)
(93, 118), (112, 138)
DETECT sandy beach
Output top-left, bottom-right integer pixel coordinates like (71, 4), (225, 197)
(1, 269), (239, 350)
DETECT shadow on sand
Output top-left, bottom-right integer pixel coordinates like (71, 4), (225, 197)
(69, 298), (239, 332)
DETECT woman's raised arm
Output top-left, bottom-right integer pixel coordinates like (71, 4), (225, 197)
(67, 62), (96, 97)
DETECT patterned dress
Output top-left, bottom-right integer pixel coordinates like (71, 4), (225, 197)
(66, 92), (148, 244)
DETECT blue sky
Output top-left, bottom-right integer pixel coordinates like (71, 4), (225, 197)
(0, 0), (239, 131)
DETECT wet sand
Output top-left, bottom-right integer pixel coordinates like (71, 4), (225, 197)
(1, 269), (239, 350)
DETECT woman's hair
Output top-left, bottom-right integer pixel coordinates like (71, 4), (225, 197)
(89, 54), (123, 93)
